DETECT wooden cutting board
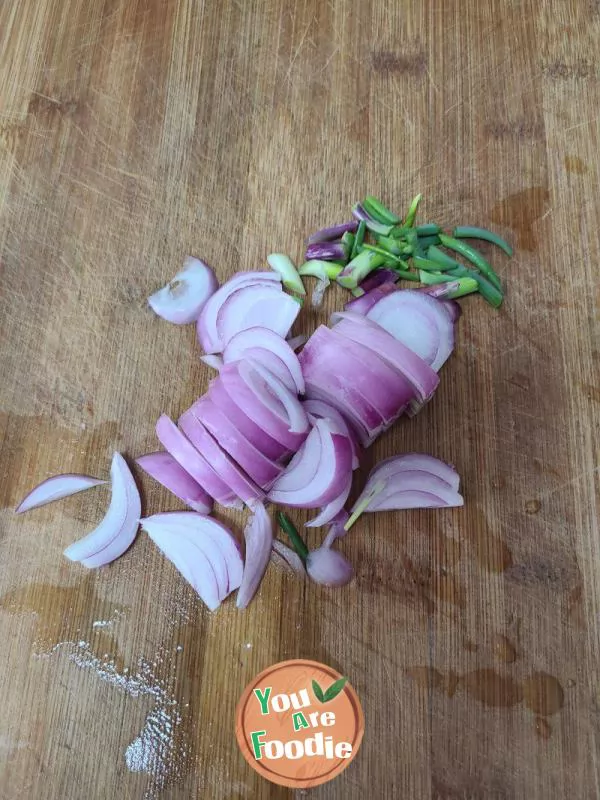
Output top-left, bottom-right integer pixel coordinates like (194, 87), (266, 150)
(1, 0), (598, 797)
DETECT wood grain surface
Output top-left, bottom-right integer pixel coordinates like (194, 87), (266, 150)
(1, 1), (599, 798)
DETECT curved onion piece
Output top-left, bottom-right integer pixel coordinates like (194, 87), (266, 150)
(369, 454), (460, 492)
(369, 488), (462, 511)
(135, 451), (213, 513)
(178, 411), (264, 504)
(142, 519), (221, 610)
(63, 453), (140, 568)
(266, 253), (306, 295)
(223, 327), (305, 394)
(305, 472), (352, 528)
(268, 420), (353, 508)
(16, 474), (105, 514)
(218, 362), (309, 450)
(303, 382), (370, 447)
(271, 539), (306, 577)
(155, 414), (239, 507)
(204, 380), (292, 462)
(299, 326), (386, 434)
(322, 511), (349, 549)
(200, 354), (223, 371)
(367, 472), (464, 510)
(237, 502), (273, 608)
(190, 398), (283, 489)
(217, 284), (300, 351)
(269, 425), (322, 493)
(366, 290), (454, 372)
(148, 256), (218, 324)
(141, 512), (243, 597)
(306, 547), (353, 587)
(326, 327), (416, 422)
(329, 312), (439, 402)
(197, 271), (281, 353)
(302, 399), (361, 470)
(344, 282), (398, 316)
(307, 220), (358, 245)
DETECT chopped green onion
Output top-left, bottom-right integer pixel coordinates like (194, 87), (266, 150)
(439, 234), (503, 292)
(415, 223), (441, 237)
(351, 220), (366, 261)
(337, 249), (386, 289)
(363, 196), (401, 225)
(298, 260), (343, 280)
(418, 270), (454, 285)
(452, 226), (513, 257)
(267, 253), (306, 295)
(277, 512), (308, 564)
(362, 244), (410, 268)
(341, 231), (355, 251)
(427, 245), (462, 270)
(403, 193), (422, 228)
(413, 255), (454, 273)
(447, 265), (503, 308)
(375, 235), (403, 256)
(445, 277), (479, 298)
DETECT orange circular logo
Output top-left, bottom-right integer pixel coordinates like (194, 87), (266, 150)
(235, 659), (364, 788)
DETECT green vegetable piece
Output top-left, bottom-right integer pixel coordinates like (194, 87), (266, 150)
(336, 249), (386, 289)
(414, 235), (441, 252)
(351, 220), (366, 260)
(446, 277), (479, 298)
(277, 512), (309, 564)
(415, 223), (441, 236)
(447, 265), (503, 308)
(323, 676), (348, 702)
(341, 231), (355, 251)
(418, 270), (454, 285)
(403, 193), (422, 227)
(438, 233), (503, 292)
(375, 235), (403, 256)
(363, 195), (401, 225)
(312, 680), (325, 703)
(453, 226), (513, 257)
(413, 255), (454, 273)
(345, 480), (386, 530)
(365, 219), (394, 236)
(298, 260), (343, 280)
(267, 253), (306, 295)
(427, 245), (462, 270)
(362, 244), (409, 268)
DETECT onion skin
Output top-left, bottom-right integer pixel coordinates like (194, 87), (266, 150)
(306, 547), (353, 587)
(271, 539), (306, 576)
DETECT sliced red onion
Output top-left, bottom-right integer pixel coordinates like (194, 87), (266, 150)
(307, 221), (358, 245)
(329, 312), (439, 402)
(155, 414), (240, 507)
(366, 290), (455, 372)
(216, 284), (300, 352)
(237, 502), (273, 608)
(322, 511), (349, 548)
(141, 512), (243, 598)
(266, 253), (305, 295)
(326, 326), (416, 423)
(271, 539), (306, 576)
(63, 453), (141, 568)
(217, 361), (309, 450)
(136, 451), (213, 513)
(305, 472), (352, 527)
(305, 241), (347, 262)
(16, 473), (106, 514)
(302, 399), (361, 469)
(367, 472), (464, 510)
(190, 398), (283, 489)
(303, 381), (371, 447)
(299, 326), (386, 435)
(200, 354), (223, 371)
(306, 547), (353, 587)
(268, 419), (353, 508)
(223, 327), (304, 394)
(142, 517), (221, 610)
(268, 424), (322, 492)
(286, 334), (307, 351)
(344, 282), (398, 316)
(346, 453), (463, 529)
(148, 256), (218, 324)
(197, 271), (281, 353)
(369, 454), (460, 492)
(205, 380), (292, 462)
(178, 411), (264, 504)
(311, 277), (330, 309)
(358, 269), (399, 293)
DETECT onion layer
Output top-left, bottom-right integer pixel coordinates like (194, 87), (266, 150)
(16, 473), (106, 514)
(223, 327), (304, 394)
(237, 502), (273, 608)
(216, 283), (300, 352)
(135, 451), (213, 513)
(63, 452), (141, 568)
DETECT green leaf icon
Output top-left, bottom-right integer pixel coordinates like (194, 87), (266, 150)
(312, 679), (325, 703)
(323, 676), (348, 702)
